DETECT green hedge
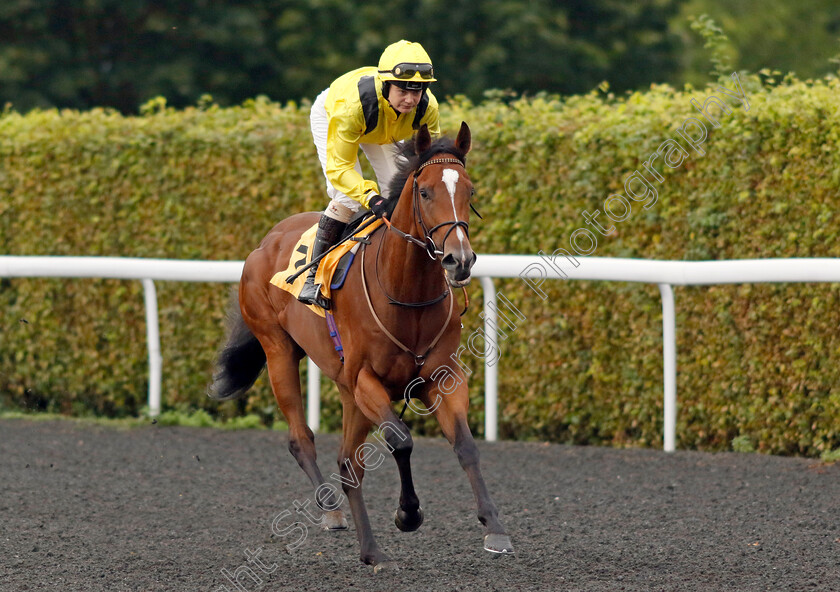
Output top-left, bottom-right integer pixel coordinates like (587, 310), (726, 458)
(2, 74), (840, 455)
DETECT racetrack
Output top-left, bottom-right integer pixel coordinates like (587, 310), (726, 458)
(2, 418), (839, 592)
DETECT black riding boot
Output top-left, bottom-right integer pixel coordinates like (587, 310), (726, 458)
(298, 215), (347, 309)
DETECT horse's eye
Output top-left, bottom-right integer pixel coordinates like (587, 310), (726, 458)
(470, 188), (476, 198)
(419, 188), (430, 200)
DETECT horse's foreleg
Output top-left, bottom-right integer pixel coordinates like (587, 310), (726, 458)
(452, 420), (513, 553)
(379, 411), (424, 532)
(355, 369), (423, 533)
(430, 391), (514, 554)
(336, 398), (394, 570)
(264, 342), (347, 530)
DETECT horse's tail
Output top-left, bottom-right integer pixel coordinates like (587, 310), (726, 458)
(208, 290), (266, 401)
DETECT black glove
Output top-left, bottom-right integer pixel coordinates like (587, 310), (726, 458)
(368, 194), (390, 220)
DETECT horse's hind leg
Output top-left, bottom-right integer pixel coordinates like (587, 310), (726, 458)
(263, 337), (348, 530)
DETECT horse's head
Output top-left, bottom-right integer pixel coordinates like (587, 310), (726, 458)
(409, 122), (477, 287)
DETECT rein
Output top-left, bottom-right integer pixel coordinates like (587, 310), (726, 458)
(375, 231), (450, 308)
(360, 242), (454, 366)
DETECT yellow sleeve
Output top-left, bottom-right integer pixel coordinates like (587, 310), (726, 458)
(326, 105), (380, 208)
(422, 93), (441, 136)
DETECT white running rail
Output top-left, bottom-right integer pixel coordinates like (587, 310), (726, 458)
(3, 255), (840, 451)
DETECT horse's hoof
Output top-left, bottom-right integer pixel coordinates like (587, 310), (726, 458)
(322, 509), (349, 530)
(394, 507), (424, 532)
(484, 533), (515, 554)
(373, 560), (399, 574)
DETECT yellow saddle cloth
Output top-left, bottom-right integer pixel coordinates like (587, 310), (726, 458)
(270, 218), (384, 317)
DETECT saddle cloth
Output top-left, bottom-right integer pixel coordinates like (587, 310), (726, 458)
(269, 218), (384, 317)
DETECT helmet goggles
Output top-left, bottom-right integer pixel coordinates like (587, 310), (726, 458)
(378, 62), (435, 81)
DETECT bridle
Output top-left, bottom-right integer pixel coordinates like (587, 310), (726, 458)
(374, 156), (475, 310)
(360, 155), (474, 365)
(412, 157), (472, 260)
(382, 157), (471, 261)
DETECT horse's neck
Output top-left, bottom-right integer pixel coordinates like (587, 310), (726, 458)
(375, 182), (446, 305)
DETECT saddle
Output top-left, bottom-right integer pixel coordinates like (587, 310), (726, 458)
(270, 214), (384, 317)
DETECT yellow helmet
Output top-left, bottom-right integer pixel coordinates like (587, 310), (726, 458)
(377, 40), (437, 84)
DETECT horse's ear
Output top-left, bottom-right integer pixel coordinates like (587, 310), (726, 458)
(455, 121), (471, 156)
(415, 124), (432, 154)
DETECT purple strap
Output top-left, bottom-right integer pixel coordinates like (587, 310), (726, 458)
(325, 311), (345, 364)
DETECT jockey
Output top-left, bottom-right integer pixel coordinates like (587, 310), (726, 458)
(299, 39), (440, 308)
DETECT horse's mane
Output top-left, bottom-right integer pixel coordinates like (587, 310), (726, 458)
(385, 136), (467, 200)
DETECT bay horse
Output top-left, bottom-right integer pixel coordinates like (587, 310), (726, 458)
(210, 122), (513, 570)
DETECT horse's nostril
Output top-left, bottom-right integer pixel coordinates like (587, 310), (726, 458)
(441, 254), (457, 269)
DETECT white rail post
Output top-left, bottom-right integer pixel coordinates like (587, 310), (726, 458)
(141, 279), (162, 418)
(307, 358), (320, 433)
(658, 283), (677, 452)
(480, 276), (499, 442)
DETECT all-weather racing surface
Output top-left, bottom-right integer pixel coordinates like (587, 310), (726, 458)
(1, 417), (838, 592)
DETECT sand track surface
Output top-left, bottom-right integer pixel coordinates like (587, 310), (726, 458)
(2, 418), (838, 591)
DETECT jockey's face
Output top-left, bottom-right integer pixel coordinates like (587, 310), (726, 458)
(387, 85), (423, 114)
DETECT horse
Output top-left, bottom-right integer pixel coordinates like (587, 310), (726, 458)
(209, 122), (513, 570)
